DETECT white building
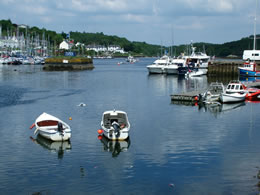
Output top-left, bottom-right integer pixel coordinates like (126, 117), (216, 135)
(86, 44), (126, 53)
(0, 36), (22, 48)
(59, 40), (70, 50)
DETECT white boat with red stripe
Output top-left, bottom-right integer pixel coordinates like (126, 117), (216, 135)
(30, 112), (71, 141)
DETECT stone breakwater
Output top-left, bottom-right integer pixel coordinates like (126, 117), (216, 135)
(43, 57), (94, 71)
(208, 60), (260, 76)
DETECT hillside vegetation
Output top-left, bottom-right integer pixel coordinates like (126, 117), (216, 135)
(0, 19), (259, 57)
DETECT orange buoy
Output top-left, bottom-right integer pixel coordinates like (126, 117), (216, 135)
(98, 135), (103, 140)
(194, 96), (198, 101)
(97, 129), (103, 134)
(69, 117), (72, 120)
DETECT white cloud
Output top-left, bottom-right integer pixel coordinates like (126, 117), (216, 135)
(0, 0), (258, 45)
(21, 5), (47, 15)
(40, 16), (52, 24)
(207, 0), (234, 13)
(1, 0), (15, 4)
(122, 14), (146, 23)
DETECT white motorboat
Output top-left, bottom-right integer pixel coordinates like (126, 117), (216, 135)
(126, 55), (136, 63)
(200, 82), (225, 103)
(146, 55), (172, 74)
(186, 46), (210, 75)
(164, 58), (186, 74)
(185, 69), (204, 77)
(220, 81), (247, 103)
(99, 110), (130, 140)
(30, 112), (71, 141)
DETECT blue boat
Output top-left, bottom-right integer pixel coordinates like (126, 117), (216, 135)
(238, 61), (260, 77)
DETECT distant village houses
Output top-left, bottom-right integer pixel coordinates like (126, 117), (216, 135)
(59, 40), (125, 54)
(59, 40), (74, 50)
(86, 45), (126, 54)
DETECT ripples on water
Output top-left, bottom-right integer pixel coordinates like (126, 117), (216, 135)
(0, 60), (260, 194)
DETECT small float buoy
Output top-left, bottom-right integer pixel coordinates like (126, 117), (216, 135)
(97, 129), (103, 134)
(69, 117), (72, 120)
(97, 135), (102, 140)
(77, 103), (86, 107)
(194, 96), (198, 101)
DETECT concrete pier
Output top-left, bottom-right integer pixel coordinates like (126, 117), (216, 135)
(208, 60), (260, 76)
(170, 90), (204, 102)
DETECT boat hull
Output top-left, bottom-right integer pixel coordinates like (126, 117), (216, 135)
(164, 66), (178, 74)
(188, 70), (204, 77)
(239, 67), (260, 77)
(147, 65), (164, 74)
(246, 88), (260, 100)
(102, 127), (129, 140)
(37, 129), (71, 141)
(220, 93), (246, 103)
(33, 112), (71, 141)
(100, 110), (130, 140)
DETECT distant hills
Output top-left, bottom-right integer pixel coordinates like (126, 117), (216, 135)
(0, 19), (259, 57)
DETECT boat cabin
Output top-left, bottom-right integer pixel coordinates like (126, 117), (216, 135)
(243, 61), (257, 72)
(102, 111), (128, 129)
(225, 81), (246, 94)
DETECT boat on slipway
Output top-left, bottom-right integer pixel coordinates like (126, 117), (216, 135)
(99, 110), (130, 140)
(30, 112), (71, 141)
(220, 81), (247, 103)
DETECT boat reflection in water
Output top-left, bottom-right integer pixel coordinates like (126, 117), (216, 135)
(198, 102), (246, 116)
(171, 100), (246, 117)
(98, 135), (130, 157)
(239, 76), (260, 82)
(30, 134), (72, 159)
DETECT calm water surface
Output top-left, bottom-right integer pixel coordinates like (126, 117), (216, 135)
(0, 58), (260, 195)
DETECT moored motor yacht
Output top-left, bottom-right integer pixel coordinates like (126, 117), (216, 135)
(164, 58), (186, 74)
(146, 55), (172, 74)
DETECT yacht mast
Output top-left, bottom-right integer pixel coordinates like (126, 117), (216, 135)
(253, 0), (257, 51)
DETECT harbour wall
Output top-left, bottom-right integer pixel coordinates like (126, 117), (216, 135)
(208, 60), (260, 77)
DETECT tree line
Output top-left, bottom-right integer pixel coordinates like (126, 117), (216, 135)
(0, 19), (258, 57)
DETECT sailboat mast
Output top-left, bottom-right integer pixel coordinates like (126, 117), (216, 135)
(253, 0), (257, 51)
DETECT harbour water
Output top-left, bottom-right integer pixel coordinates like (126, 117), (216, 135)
(0, 58), (260, 195)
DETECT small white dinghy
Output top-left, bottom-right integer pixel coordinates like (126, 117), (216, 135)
(185, 69), (204, 77)
(99, 110), (130, 140)
(30, 112), (71, 141)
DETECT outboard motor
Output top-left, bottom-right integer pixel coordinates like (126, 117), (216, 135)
(57, 122), (63, 132)
(112, 121), (120, 137)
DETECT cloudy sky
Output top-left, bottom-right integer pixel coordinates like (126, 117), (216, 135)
(0, 0), (259, 45)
